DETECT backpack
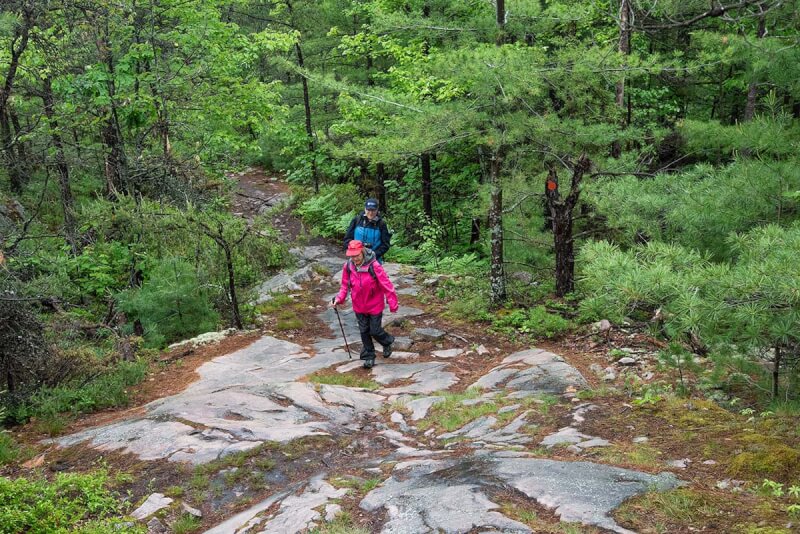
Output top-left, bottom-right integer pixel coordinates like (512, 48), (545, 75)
(345, 259), (378, 293)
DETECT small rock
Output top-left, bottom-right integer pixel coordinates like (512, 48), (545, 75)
(592, 319), (613, 332)
(589, 363), (604, 375)
(325, 503), (342, 521)
(181, 502), (202, 517)
(702, 460), (717, 465)
(390, 412), (406, 425)
(132, 493), (173, 520)
(642, 371), (655, 380)
(146, 517), (166, 533)
(424, 429), (435, 437)
(618, 357), (637, 366)
(632, 436), (649, 444)
(602, 372), (616, 381)
(412, 327), (445, 340)
(431, 348), (464, 358)
(393, 337), (414, 351)
(567, 445), (582, 454)
(498, 404), (521, 415)
(667, 458), (691, 469)
(476, 345), (490, 355)
(577, 438), (610, 448)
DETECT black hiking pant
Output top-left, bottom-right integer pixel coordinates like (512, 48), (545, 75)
(355, 312), (394, 359)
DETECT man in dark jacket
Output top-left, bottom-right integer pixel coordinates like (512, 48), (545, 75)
(344, 198), (391, 262)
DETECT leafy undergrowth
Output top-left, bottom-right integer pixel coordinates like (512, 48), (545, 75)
(0, 470), (142, 534)
(12, 360), (149, 436)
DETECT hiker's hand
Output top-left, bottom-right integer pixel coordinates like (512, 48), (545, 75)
(329, 297), (340, 308)
(389, 306), (398, 314)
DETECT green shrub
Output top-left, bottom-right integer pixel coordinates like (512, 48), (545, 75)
(0, 471), (136, 533)
(117, 258), (219, 348)
(11, 360), (148, 426)
(68, 241), (134, 298)
(578, 225), (800, 402)
(0, 432), (20, 465)
(492, 305), (572, 339)
(295, 184), (361, 238)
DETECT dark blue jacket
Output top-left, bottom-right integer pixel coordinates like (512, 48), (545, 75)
(344, 212), (391, 259)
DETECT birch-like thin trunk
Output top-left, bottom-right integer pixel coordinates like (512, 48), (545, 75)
(489, 151), (506, 305)
(43, 77), (79, 257)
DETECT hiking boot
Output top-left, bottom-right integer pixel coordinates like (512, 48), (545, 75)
(363, 358), (375, 369)
(382, 342), (393, 358)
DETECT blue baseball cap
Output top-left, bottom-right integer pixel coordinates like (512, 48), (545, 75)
(365, 198), (379, 210)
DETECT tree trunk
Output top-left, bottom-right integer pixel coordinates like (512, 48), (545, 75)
(611, 0), (631, 158)
(487, 0), (507, 306)
(470, 218), (481, 244)
(488, 151), (506, 305)
(773, 345), (781, 400)
(0, 110), (24, 193)
(546, 155), (591, 297)
(295, 42), (318, 192)
(224, 244), (243, 329)
(495, 0), (506, 44)
(9, 108), (31, 176)
(98, 27), (129, 196)
(421, 153), (432, 219)
(43, 77), (80, 257)
(376, 162), (387, 214)
(744, 15), (767, 121)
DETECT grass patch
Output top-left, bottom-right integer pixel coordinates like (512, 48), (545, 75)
(308, 372), (380, 390)
(597, 444), (662, 468)
(500, 502), (539, 526)
(414, 389), (558, 433)
(171, 514), (202, 534)
(255, 294), (295, 315)
(0, 432), (24, 465)
(10, 359), (149, 431)
(576, 386), (616, 400)
(309, 511), (370, 534)
(164, 485), (185, 498)
(330, 475), (382, 493)
(499, 502), (602, 533)
(615, 488), (728, 533)
(416, 389), (496, 432)
(276, 317), (303, 330)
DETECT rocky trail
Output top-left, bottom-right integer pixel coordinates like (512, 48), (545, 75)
(23, 169), (738, 533)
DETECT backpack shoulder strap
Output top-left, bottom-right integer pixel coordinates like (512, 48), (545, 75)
(368, 263), (378, 283)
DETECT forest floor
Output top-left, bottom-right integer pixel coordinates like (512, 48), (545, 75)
(4, 168), (799, 534)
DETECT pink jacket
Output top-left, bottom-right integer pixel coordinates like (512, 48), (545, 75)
(335, 256), (398, 315)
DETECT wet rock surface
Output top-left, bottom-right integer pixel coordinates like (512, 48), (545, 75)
(51, 243), (683, 532)
(361, 453), (681, 534)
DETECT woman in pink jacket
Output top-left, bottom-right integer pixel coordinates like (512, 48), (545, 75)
(331, 240), (398, 369)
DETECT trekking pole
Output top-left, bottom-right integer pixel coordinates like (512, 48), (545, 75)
(332, 300), (352, 359)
